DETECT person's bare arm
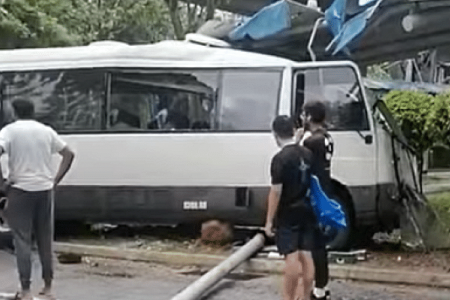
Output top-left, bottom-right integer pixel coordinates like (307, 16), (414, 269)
(295, 128), (305, 144)
(264, 184), (282, 237)
(0, 128), (9, 192)
(0, 147), (4, 184)
(0, 147), (7, 194)
(54, 146), (75, 186)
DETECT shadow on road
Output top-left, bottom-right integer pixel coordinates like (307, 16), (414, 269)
(200, 281), (236, 300)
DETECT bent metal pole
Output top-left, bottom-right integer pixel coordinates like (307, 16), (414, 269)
(170, 233), (266, 300)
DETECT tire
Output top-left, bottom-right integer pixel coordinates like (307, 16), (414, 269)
(0, 224), (14, 253)
(322, 191), (354, 251)
(353, 226), (376, 248)
(54, 220), (90, 237)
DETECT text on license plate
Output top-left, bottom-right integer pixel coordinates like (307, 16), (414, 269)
(183, 201), (207, 210)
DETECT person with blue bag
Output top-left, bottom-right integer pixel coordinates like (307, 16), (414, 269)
(264, 116), (320, 300)
(299, 101), (336, 300)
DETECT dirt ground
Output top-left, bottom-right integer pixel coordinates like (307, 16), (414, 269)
(57, 228), (450, 276)
(360, 250), (450, 274)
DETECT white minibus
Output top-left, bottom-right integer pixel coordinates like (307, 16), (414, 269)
(0, 39), (416, 249)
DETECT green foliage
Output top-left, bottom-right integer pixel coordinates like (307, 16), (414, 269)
(384, 90), (450, 183)
(367, 63), (393, 81)
(426, 93), (450, 147)
(0, 0), (220, 49)
(0, 0), (80, 48)
(427, 192), (450, 232)
(0, 0), (173, 49)
(384, 90), (435, 153)
(164, 0), (218, 40)
(76, 0), (172, 44)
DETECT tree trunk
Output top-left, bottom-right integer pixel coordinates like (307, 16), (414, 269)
(206, 0), (215, 21)
(418, 154), (424, 194)
(164, 0), (185, 40)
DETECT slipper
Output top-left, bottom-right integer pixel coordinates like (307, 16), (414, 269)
(37, 290), (56, 300)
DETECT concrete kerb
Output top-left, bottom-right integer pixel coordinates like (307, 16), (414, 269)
(54, 242), (450, 289)
(423, 183), (450, 195)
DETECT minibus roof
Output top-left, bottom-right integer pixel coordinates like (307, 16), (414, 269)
(0, 40), (299, 71)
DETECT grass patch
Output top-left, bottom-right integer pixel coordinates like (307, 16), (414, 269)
(427, 192), (450, 229)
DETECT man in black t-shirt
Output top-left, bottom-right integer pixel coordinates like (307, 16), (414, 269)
(300, 101), (334, 300)
(264, 116), (319, 300)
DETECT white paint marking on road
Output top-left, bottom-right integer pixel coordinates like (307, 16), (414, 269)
(0, 292), (15, 300)
(0, 225), (11, 233)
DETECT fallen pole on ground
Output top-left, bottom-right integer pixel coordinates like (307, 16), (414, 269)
(170, 233), (265, 300)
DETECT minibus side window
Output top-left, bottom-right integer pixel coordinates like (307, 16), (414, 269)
(294, 67), (369, 131)
(108, 71), (218, 131)
(218, 70), (282, 131)
(0, 83), (14, 128)
(0, 70), (104, 132)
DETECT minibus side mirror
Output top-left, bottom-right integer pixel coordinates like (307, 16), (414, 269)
(357, 131), (373, 144)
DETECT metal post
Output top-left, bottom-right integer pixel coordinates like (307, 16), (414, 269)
(171, 233), (266, 300)
(307, 17), (324, 62)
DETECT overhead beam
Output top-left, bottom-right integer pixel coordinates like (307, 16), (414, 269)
(180, 0), (308, 15)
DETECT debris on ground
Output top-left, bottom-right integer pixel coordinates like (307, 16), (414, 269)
(53, 217), (450, 276)
(57, 253), (83, 264)
(400, 184), (450, 250)
(200, 220), (233, 246)
(360, 250), (450, 274)
(57, 224), (234, 256)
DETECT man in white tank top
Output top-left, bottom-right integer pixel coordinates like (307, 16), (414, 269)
(0, 99), (75, 300)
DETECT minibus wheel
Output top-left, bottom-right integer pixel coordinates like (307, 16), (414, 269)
(55, 220), (90, 237)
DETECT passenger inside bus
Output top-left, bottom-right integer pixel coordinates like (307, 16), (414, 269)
(162, 110), (190, 130)
(109, 94), (146, 130)
(110, 73), (215, 131)
(191, 121), (210, 130)
(110, 108), (141, 130)
(149, 92), (212, 130)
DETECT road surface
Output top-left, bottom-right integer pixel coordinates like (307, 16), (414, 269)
(1, 250), (449, 300)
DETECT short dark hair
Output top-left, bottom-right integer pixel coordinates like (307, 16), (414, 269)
(12, 99), (34, 119)
(272, 115), (295, 139)
(303, 101), (326, 123)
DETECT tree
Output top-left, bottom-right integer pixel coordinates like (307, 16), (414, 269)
(426, 93), (450, 147)
(384, 90), (450, 189)
(384, 90), (435, 187)
(0, 0), (173, 49)
(71, 0), (172, 44)
(0, 0), (81, 49)
(385, 91), (434, 152)
(164, 0), (218, 40)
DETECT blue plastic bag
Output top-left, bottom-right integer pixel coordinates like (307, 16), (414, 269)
(324, 0), (384, 55)
(309, 175), (347, 229)
(228, 0), (291, 41)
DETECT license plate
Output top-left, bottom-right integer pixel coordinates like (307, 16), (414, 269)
(183, 201), (207, 210)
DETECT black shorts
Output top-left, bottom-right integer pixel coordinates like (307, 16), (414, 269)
(276, 223), (321, 255)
